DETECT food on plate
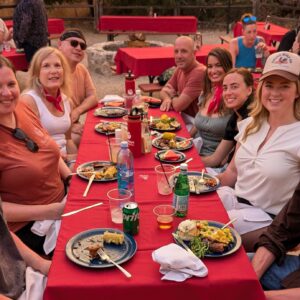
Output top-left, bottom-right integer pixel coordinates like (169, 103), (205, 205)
(176, 220), (235, 257)
(150, 114), (181, 131)
(160, 150), (181, 161)
(103, 231), (125, 245)
(141, 96), (162, 105)
(162, 132), (176, 140)
(78, 165), (117, 180)
(94, 107), (126, 117)
(188, 175), (218, 193)
(104, 101), (124, 107)
(87, 243), (103, 259)
(153, 133), (191, 150)
(95, 122), (123, 133)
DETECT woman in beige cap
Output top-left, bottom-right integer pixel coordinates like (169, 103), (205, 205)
(217, 51), (300, 251)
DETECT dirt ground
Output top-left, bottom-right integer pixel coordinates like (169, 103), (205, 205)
(16, 21), (225, 99)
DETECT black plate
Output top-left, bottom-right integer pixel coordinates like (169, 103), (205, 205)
(155, 149), (186, 163)
(94, 122), (124, 135)
(174, 220), (241, 258)
(76, 160), (117, 182)
(66, 228), (137, 268)
(94, 107), (127, 118)
(142, 96), (162, 108)
(172, 171), (220, 194)
(152, 136), (193, 151)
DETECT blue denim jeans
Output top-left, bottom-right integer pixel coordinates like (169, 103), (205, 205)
(260, 255), (300, 290)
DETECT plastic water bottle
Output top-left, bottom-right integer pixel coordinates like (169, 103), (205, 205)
(173, 163), (189, 217)
(117, 141), (134, 199)
(133, 89), (144, 109)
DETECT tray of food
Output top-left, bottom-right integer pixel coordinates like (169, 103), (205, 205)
(66, 228), (137, 268)
(76, 161), (117, 182)
(150, 114), (181, 131)
(94, 107), (127, 118)
(152, 133), (193, 151)
(174, 219), (241, 258)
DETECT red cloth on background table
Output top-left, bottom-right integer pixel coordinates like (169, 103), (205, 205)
(98, 16), (197, 34)
(2, 48), (28, 71)
(44, 107), (266, 300)
(233, 21), (288, 45)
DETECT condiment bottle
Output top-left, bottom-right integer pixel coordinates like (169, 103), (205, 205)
(127, 111), (143, 158)
(125, 70), (135, 96)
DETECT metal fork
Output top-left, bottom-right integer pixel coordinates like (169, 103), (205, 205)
(97, 248), (132, 278)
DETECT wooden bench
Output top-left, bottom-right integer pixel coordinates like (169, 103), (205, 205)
(138, 82), (162, 96)
(219, 35), (232, 44)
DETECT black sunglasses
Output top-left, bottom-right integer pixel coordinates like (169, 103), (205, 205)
(12, 128), (39, 152)
(68, 39), (87, 50)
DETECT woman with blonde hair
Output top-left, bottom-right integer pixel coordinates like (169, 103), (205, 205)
(217, 51), (300, 251)
(20, 46), (77, 168)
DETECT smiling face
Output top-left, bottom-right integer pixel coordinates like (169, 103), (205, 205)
(261, 75), (299, 116)
(58, 37), (85, 66)
(174, 36), (196, 71)
(222, 72), (252, 110)
(39, 53), (64, 95)
(0, 66), (20, 117)
(207, 55), (226, 85)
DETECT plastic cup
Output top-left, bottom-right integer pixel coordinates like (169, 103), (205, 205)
(153, 204), (175, 229)
(154, 164), (175, 195)
(107, 188), (132, 224)
(106, 137), (121, 163)
(4, 42), (11, 52)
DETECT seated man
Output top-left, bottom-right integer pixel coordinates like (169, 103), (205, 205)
(0, 199), (50, 300)
(278, 25), (300, 55)
(58, 28), (98, 146)
(159, 36), (206, 128)
(252, 182), (300, 300)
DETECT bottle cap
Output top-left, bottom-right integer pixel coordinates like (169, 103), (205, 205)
(120, 141), (128, 148)
(180, 163), (188, 171)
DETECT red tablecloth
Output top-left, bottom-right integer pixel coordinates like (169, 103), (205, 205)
(1, 48), (28, 71)
(44, 107), (265, 300)
(98, 16), (198, 34)
(5, 18), (64, 35)
(233, 21), (288, 45)
(115, 44), (229, 78)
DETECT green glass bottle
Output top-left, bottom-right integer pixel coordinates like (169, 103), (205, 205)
(172, 163), (189, 217)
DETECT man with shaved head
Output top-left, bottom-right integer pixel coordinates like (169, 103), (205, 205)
(160, 36), (206, 127)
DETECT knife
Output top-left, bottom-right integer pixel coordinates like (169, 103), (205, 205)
(172, 233), (196, 256)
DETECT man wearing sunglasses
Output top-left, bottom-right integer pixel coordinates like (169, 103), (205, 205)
(58, 28), (97, 146)
(229, 13), (270, 69)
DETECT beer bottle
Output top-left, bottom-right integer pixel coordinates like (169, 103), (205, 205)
(173, 163), (189, 217)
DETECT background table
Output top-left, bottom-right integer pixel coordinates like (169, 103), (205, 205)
(44, 107), (266, 300)
(115, 44), (229, 81)
(233, 21), (288, 46)
(2, 48), (28, 71)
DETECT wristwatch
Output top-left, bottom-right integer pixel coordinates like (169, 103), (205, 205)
(64, 174), (73, 186)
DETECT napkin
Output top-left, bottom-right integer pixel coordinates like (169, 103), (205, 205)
(152, 243), (208, 282)
(31, 219), (61, 255)
(99, 95), (124, 103)
(18, 267), (47, 300)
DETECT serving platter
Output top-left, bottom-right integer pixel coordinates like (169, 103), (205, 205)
(94, 107), (127, 118)
(66, 228), (137, 268)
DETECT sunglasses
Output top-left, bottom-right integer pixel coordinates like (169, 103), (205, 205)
(68, 39), (87, 50)
(242, 16), (257, 24)
(12, 128), (39, 152)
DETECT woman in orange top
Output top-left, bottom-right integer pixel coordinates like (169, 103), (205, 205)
(0, 56), (71, 255)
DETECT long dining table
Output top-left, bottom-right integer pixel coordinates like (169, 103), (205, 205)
(115, 44), (229, 82)
(44, 106), (266, 300)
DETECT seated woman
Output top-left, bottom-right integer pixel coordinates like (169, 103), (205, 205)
(0, 56), (71, 256)
(20, 47), (77, 168)
(0, 197), (50, 300)
(217, 51), (300, 251)
(230, 13), (269, 68)
(190, 47), (232, 156)
(201, 68), (254, 168)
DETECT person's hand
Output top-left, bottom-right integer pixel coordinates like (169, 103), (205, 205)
(160, 98), (172, 111)
(71, 122), (83, 134)
(257, 41), (268, 51)
(48, 201), (66, 220)
(292, 41), (300, 54)
(71, 108), (81, 123)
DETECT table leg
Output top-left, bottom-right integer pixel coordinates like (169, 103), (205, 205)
(148, 76), (155, 83)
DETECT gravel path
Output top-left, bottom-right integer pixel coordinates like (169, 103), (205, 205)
(16, 21), (225, 99)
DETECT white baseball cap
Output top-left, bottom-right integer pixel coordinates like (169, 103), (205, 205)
(260, 51), (300, 82)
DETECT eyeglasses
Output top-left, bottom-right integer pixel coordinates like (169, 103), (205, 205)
(12, 128), (39, 152)
(242, 16), (257, 24)
(68, 39), (87, 50)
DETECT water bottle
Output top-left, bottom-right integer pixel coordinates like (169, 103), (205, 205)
(173, 163), (189, 217)
(264, 15), (271, 30)
(133, 89), (144, 110)
(117, 141), (134, 199)
(142, 115), (152, 154)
